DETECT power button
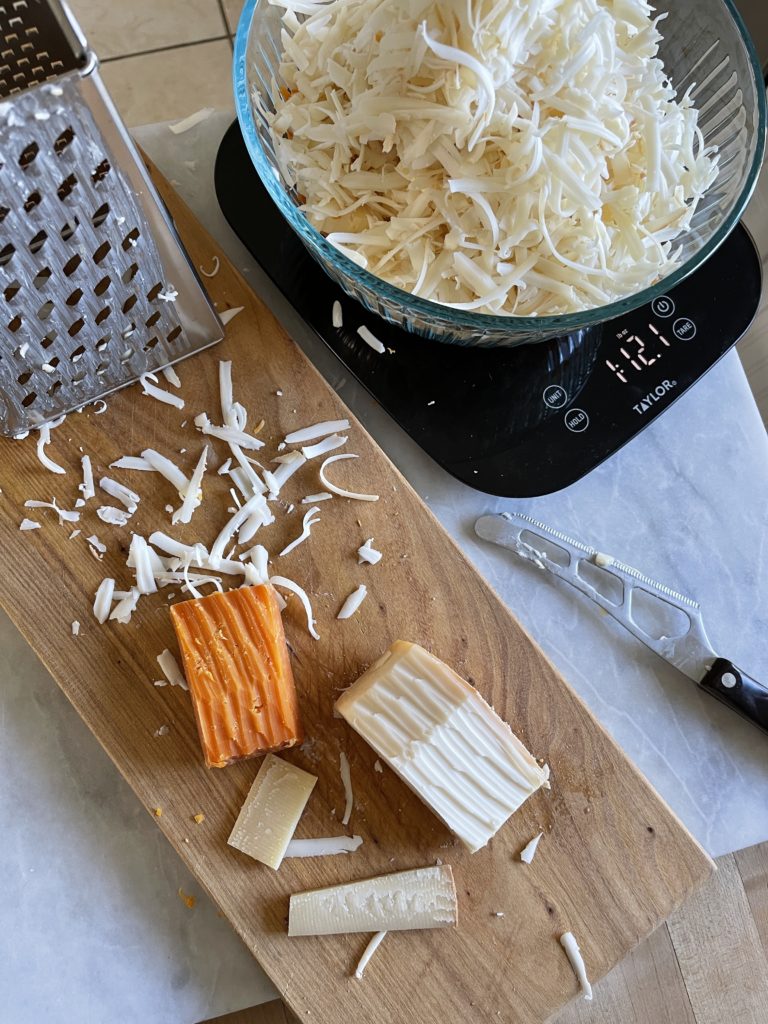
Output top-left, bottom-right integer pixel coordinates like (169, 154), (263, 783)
(651, 296), (675, 318)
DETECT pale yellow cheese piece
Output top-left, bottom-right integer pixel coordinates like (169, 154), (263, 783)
(228, 754), (317, 869)
(335, 640), (550, 853)
(288, 864), (457, 936)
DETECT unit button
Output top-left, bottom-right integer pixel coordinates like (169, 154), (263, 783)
(564, 408), (589, 433)
(651, 296), (675, 318)
(543, 384), (568, 409)
(673, 317), (696, 340)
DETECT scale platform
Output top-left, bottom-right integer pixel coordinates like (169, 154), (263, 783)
(214, 121), (762, 498)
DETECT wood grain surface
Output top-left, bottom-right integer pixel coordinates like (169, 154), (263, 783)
(0, 160), (714, 1024)
(203, 839), (768, 1024)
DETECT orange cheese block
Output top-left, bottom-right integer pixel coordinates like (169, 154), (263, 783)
(170, 584), (303, 768)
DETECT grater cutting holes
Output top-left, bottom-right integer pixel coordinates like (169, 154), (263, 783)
(0, 0), (222, 436)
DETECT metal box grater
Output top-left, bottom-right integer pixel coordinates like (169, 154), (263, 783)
(0, 0), (223, 436)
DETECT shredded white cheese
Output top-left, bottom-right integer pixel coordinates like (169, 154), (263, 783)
(358, 538), (382, 565)
(332, 300), (343, 328)
(269, 0), (718, 315)
(200, 255), (220, 278)
(79, 455), (95, 500)
(24, 499), (80, 525)
(339, 750), (354, 825)
(374, 759), (383, 773)
(99, 476), (139, 512)
(302, 492), (333, 503)
(93, 578), (115, 623)
(280, 506), (321, 557)
(302, 433), (347, 460)
(110, 587), (140, 623)
(140, 373), (185, 409)
(87, 534), (106, 554)
(285, 835), (364, 858)
(141, 449), (189, 495)
(110, 455), (153, 472)
(354, 930), (387, 980)
(560, 931), (593, 1001)
(319, 454), (379, 502)
(519, 831), (544, 864)
(172, 445), (208, 525)
(168, 107), (214, 134)
(337, 584), (368, 620)
(36, 424), (65, 475)
(71, 620), (80, 636)
(195, 413), (264, 451)
(284, 419), (350, 445)
(161, 365), (182, 388)
(19, 518), (40, 531)
(97, 506), (131, 527)
(129, 535), (158, 595)
(357, 325), (385, 354)
(220, 306), (244, 326)
(270, 575), (320, 639)
(157, 649), (188, 690)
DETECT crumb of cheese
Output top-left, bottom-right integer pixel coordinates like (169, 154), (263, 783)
(193, 812), (205, 824)
(178, 887), (196, 909)
(153, 807), (163, 817)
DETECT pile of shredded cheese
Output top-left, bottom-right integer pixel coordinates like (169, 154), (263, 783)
(267, 0), (718, 315)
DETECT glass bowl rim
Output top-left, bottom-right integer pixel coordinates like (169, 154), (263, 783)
(233, 0), (767, 338)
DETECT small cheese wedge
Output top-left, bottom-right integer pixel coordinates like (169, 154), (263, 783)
(170, 584), (302, 768)
(229, 754), (316, 869)
(288, 865), (457, 936)
(335, 641), (549, 853)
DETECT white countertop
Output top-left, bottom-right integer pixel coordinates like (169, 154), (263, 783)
(2, 111), (767, 1023)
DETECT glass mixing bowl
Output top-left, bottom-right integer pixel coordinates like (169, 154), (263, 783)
(234, 0), (766, 347)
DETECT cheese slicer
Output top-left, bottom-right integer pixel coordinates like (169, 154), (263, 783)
(475, 511), (768, 735)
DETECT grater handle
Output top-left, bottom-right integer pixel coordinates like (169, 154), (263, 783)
(699, 659), (768, 735)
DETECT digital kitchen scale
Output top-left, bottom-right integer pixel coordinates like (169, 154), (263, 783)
(214, 121), (763, 498)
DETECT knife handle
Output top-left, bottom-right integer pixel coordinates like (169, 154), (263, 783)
(699, 658), (768, 735)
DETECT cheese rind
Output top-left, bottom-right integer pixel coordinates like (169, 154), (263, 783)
(228, 754), (317, 869)
(335, 641), (549, 853)
(288, 864), (457, 936)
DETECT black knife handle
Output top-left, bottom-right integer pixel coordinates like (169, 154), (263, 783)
(699, 658), (768, 735)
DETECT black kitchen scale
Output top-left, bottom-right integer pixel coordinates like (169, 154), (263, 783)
(214, 121), (763, 498)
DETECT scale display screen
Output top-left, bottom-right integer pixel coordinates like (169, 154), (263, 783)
(215, 121), (763, 498)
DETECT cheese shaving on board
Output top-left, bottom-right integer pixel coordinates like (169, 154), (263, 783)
(157, 649), (188, 690)
(93, 578), (115, 623)
(140, 373), (185, 409)
(337, 584), (367, 619)
(97, 506), (132, 527)
(339, 750), (354, 825)
(79, 456), (95, 500)
(268, 0), (718, 315)
(285, 835), (364, 858)
(71, 620), (80, 636)
(172, 445), (208, 525)
(302, 492), (333, 503)
(19, 518), (40, 531)
(200, 256), (220, 278)
(36, 424), (65, 475)
(520, 831), (544, 864)
(110, 588), (140, 624)
(319, 454), (379, 501)
(141, 449), (189, 495)
(270, 575), (320, 639)
(110, 455), (153, 472)
(220, 306), (244, 326)
(354, 930), (387, 980)
(161, 365), (182, 388)
(284, 419), (350, 444)
(99, 476), (139, 512)
(302, 433), (347, 460)
(560, 931), (593, 1001)
(195, 413), (264, 451)
(280, 506), (321, 557)
(129, 535), (158, 595)
(358, 538), (382, 565)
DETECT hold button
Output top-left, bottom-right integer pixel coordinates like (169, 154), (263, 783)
(564, 408), (589, 433)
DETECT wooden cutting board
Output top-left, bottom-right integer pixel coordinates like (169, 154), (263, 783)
(0, 161), (713, 1024)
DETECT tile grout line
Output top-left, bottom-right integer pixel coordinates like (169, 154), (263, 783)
(101, 35), (230, 64)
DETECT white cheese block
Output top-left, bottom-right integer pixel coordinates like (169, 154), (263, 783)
(288, 864), (457, 936)
(335, 641), (549, 853)
(228, 754), (317, 870)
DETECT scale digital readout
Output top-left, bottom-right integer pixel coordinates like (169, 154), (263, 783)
(215, 121), (763, 498)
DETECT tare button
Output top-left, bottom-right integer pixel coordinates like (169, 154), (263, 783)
(673, 317), (696, 340)
(542, 384), (568, 409)
(564, 408), (589, 433)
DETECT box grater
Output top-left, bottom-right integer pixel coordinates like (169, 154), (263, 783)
(0, 0), (223, 436)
